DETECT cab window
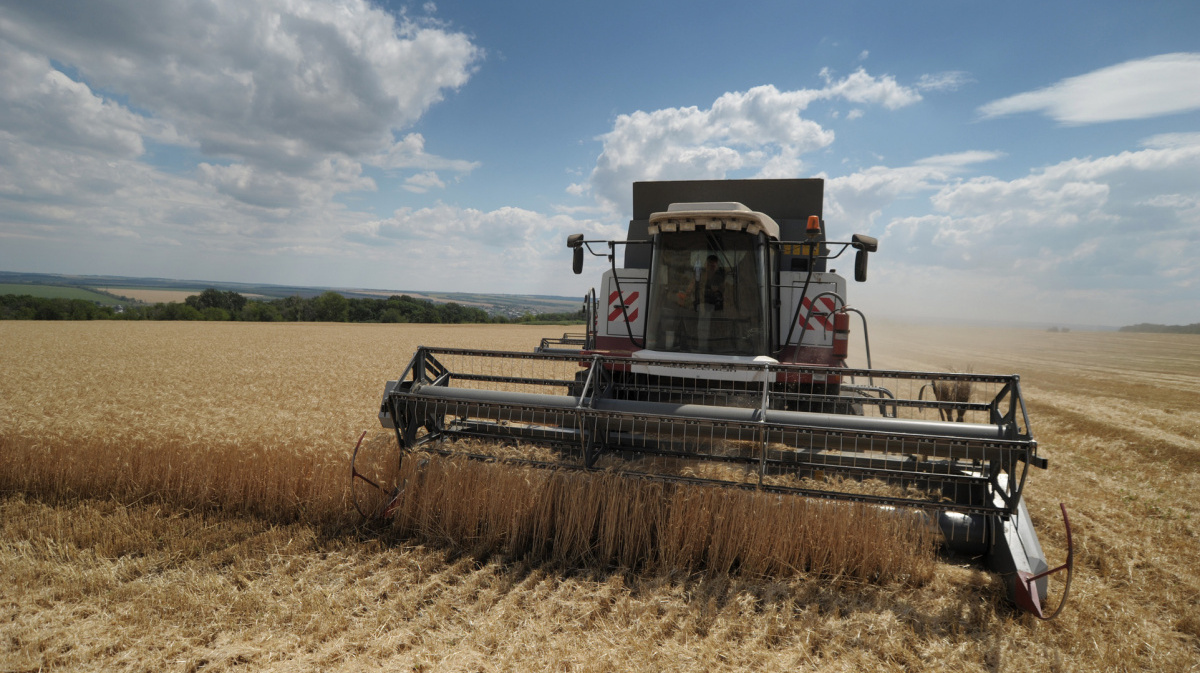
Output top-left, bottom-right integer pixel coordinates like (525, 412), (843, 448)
(644, 231), (767, 356)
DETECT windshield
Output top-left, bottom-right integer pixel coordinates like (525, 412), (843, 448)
(645, 230), (768, 356)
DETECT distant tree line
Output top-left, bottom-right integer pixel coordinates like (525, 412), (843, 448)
(0, 295), (117, 320)
(1118, 323), (1200, 335)
(1, 289), (584, 324)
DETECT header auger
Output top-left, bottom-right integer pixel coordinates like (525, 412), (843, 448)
(355, 178), (1071, 617)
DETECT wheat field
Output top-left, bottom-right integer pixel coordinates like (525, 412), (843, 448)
(2, 320), (1199, 671)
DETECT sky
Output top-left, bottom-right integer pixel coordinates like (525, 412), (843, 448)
(0, 0), (1198, 327)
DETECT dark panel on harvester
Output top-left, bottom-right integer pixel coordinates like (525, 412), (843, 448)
(632, 179), (823, 220)
(626, 179), (826, 270)
(623, 219), (653, 269)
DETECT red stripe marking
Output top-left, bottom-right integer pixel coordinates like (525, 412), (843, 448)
(800, 296), (835, 330)
(608, 305), (642, 322)
(607, 291), (640, 323)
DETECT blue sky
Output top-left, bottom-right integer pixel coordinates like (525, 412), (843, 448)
(1, 0), (1198, 326)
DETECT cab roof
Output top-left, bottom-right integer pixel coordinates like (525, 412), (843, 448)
(648, 202), (781, 239)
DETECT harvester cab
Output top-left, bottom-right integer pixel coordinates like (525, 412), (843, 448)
(362, 178), (1072, 619)
(567, 179), (873, 370)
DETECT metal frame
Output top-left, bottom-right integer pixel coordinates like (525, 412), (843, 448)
(381, 347), (1040, 520)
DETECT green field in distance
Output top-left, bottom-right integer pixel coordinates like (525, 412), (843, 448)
(0, 284), (124, 305)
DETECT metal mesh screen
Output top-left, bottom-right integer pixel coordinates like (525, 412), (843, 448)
(384, 348), (1037, 516)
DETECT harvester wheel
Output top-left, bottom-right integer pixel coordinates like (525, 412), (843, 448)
(1015, 503), (1074, 620)
(351, 431), (402, 519)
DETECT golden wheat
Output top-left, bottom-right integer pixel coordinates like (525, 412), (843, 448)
(3, 320), (1200, 671)
(374, 453), (934, 583)
(1, 320), (934, 581)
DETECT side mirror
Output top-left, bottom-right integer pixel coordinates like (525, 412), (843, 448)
(567, 234), (585, 274)
(854, 249), (869, 282)
(851, 234), (878, 252)
(850, 234), (878, 283)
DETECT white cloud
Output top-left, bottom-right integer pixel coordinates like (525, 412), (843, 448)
(870, 142), (1200, 322)
(588, 72), (923, 211)
(774, 137), (1200, 325)
(0, 0), (482, 262)
(928, 175), (1110, 218)
(0, 0), (482, 173)
(0, 1), (610, 296)
(819, 68), (921, 109)
(819, 152), (1008, 233)
(371, 133), (480, 173)
(0, 131), (368, 255)
(914, 150), (1004, 167)
(345, 204), (619, 294)
(824, 164), (958, 232)
(1141, 132), (1200, 150)
(979, 53), (1200, 124)
(0, 41), (177, 159)
(403, 170), (446, 193)
(198, 158), (374, 210)
(916, 71), (972, 92)
(1140, 193), (1200, 221)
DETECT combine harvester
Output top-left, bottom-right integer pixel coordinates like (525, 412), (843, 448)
(358, 179), (1072, 618)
